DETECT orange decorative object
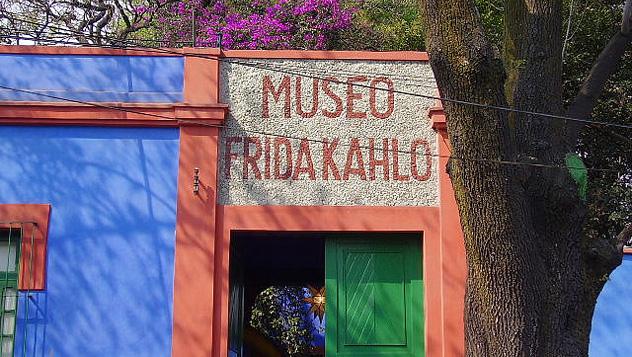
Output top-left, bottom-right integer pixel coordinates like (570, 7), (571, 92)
(304, 285), (326, 322)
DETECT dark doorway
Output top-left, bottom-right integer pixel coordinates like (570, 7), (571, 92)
(229, 232), (326, 357)
(228, 232), (424, 357)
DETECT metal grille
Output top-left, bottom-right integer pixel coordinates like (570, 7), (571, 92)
(0, 222), (35, 357)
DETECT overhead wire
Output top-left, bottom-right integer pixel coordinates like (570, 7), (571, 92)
(0, 35), (632, 129)
(0, 19), (628, 173)
(2, 17), (632, 131)
(5, 29), (632, 163)
(1, 18), (632, 129)
(0, 83), (618, 173)
(2, 79), (629, 179)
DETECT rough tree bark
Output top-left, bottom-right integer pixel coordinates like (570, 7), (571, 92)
(419, 0), (632, 355)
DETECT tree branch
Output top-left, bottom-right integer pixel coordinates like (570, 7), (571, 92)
(113, 0), (131, 29)
(584, 223), (632, 277)
(623, 0), (632, 34)
(565, 0), (632, 146)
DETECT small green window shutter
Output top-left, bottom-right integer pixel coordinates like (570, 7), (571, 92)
(0, 229), (20, 357)
(326, 236), (424, 356)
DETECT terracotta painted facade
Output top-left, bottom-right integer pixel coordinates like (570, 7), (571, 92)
(0, 46), (626, 357)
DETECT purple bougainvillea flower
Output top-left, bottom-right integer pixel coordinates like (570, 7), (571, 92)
(156, 0), (356, 50)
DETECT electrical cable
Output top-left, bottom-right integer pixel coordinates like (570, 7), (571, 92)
(2, 19), (632, 131)
(0, 83), (618, 173)
(8, 31), (631, 155)
(0, 18), (629, 173)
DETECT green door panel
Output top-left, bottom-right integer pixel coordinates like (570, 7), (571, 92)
(325, 236), (424, 356)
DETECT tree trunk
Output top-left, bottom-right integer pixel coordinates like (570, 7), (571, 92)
(419, 0), (632, 355)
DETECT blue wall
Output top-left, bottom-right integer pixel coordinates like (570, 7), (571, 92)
(590, 255), (632, 356)
(0, 126), (180, 357)
(0, 54), (183, 102)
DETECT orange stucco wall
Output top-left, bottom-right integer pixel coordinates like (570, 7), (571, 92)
(172, 49), (466, 357)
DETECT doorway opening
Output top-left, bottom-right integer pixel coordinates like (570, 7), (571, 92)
(228, 232), (424, 357)
(229, 232), (326, 357)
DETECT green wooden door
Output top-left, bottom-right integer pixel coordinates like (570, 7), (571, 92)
(325, 236), (424, 356)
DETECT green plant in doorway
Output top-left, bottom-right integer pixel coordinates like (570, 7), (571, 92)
(250, 286), (315, 356)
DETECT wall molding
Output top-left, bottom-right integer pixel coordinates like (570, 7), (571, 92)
(0, 45), (428, 61)
(0, 101), (227, 127)
(0, 204), (51, 290)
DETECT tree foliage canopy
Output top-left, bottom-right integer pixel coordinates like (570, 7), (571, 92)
(250, 286), (315, 356)
(152, 0), (355, 49)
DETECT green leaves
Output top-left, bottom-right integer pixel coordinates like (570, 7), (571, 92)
(333, 0), (425, 50)
(250, 286), (315, 355)
(562, 0), (632, 239)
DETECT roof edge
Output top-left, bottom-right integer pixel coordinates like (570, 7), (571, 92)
(220, 49), (428, 61)
(0, 45), (429, 61)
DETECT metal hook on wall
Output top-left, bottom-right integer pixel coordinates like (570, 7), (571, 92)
(193, 168), (200, 194)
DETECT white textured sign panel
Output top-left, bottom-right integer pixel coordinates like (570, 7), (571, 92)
(218, 58), (439, 206)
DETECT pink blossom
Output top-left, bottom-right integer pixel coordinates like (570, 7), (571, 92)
(155, 0), (356, 49)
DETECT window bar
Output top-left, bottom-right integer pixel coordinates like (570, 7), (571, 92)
(0, 222), (27, 357)
(22, 223), (34, 357)
(0, 224), (13, 357)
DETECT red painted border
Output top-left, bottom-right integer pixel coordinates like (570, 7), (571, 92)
(623, 247), (632, 255)
(0, 45), (429, 61)
(213, 205), (442, 357)
(0, 204), (51, 290)
(430, 106), (447, 132)
(184, 54), (220, 103)
(0, 102), (227, 127)
(221, 49), (429, 61)
(171, 125), (220, 357)
(169, 59), (463, 356)
(430, 103), (467, 357)
(171, 52), (223, 357)
(0, 45), (182, 57)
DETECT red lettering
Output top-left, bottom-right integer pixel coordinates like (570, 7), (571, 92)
(369, 77), (395, 119)
(264, 137), (271, 179)
(296, 77), (319, 118)
(262, 75), (291, 118)
(346, 76), (367, 119)
(243, 137), (262, 179)
(224, 136), (241, 179)
(273, 138), (293, 179)
(411, 139), (432, 181)
(293, 139), (316, 180)
(322, 138), (341, 180)
(343, 138), (367, 180)
(369, 138), (389, 180)
(392, 139), (410, 181)
(322, 77), (343, 118)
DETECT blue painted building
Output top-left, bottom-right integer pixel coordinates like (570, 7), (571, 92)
(0, 51), (183, 356)
(2, 126), (179, 356)
(0, 46), (629, 357)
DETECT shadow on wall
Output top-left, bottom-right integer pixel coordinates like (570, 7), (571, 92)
(219, 114), (347, 209)
(0, 54), (184, 102)
(0, 126), (180, 357)
(218, 63), (355, 209)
